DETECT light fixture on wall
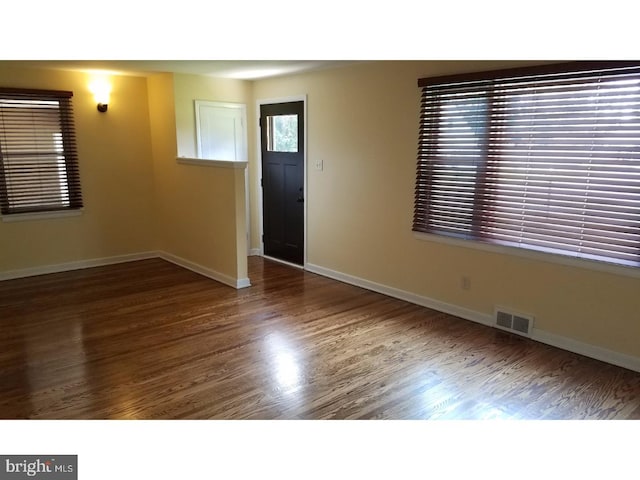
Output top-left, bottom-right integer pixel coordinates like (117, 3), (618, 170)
(89, 77), (111, 113)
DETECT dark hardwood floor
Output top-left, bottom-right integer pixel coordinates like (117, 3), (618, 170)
(1, 257), (639, 419)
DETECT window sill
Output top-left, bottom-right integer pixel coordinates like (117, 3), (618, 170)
(1, 209), (83, 222)
(413, 231), (640, 280)
(177, 157), (247, 169)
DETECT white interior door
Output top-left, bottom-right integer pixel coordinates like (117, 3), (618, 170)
(195, 101), (247, 161)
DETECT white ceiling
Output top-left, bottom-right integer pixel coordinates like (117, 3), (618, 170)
(8, 60), (355, 80)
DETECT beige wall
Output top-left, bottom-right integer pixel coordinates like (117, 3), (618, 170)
(147, 73), (249, 282)
(173, 74), (254, 159)
(146, 73), (176, 257)
(3, 60), (638, 360)
(1, 65), (249, 286)
(252, 61), (640, 358)
(0, 64), (156, 272)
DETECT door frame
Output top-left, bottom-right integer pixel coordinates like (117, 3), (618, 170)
(255, 95), (307, 268)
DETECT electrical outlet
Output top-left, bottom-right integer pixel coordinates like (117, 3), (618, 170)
(461, 276), (471, 290)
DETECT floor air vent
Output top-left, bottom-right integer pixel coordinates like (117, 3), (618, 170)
(494, 307), (534, 337)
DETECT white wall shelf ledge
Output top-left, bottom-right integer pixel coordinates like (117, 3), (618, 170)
(176, 157), (247, 169)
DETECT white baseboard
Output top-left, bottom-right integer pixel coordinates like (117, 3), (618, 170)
(1, 251), (252, 290)
(305, 263), (493, 326)
(0, 252), (158, 281)
(305, 262), (640, 373)
(248, 248), (261, 256)
(5, 252), (637, 371)
(531, 329), (640, 373)
(158, 251), (251, 289)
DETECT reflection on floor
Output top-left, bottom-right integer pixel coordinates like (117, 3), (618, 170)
(1, 256), (639, 419)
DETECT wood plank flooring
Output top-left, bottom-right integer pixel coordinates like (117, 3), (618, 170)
(1, 257), (639, 419)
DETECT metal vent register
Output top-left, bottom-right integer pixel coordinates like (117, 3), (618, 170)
(494, 308), (534, 337)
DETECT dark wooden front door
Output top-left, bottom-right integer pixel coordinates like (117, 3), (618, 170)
(260, 101), (304, 265)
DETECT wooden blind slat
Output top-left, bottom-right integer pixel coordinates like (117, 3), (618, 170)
(413, 62), (640, 268)
(0, 87), (82, 215)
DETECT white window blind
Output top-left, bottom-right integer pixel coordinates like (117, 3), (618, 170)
(414, 62), (640, 268)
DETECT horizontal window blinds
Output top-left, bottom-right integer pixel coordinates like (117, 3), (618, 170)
(0, 88), (82, 215)
(414, 62), (640, 268)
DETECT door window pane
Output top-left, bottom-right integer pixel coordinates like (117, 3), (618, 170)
(267, 114), (298, 152)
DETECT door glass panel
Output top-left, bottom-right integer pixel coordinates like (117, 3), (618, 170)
(267, 114), (298, 152)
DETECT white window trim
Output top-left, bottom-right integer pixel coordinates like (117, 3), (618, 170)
(1, 209), (83, 223)
(413, 231), (640, 280)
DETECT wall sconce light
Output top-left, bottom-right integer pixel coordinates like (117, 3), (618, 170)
(89, 78), (111, 113)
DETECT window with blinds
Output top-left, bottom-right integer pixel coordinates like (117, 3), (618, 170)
(0, 88), (82, 216)
(413, 62), (640, 268)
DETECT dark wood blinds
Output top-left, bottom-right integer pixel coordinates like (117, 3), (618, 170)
(414, 62), (640, 268)
(0, 88), (82, 215)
